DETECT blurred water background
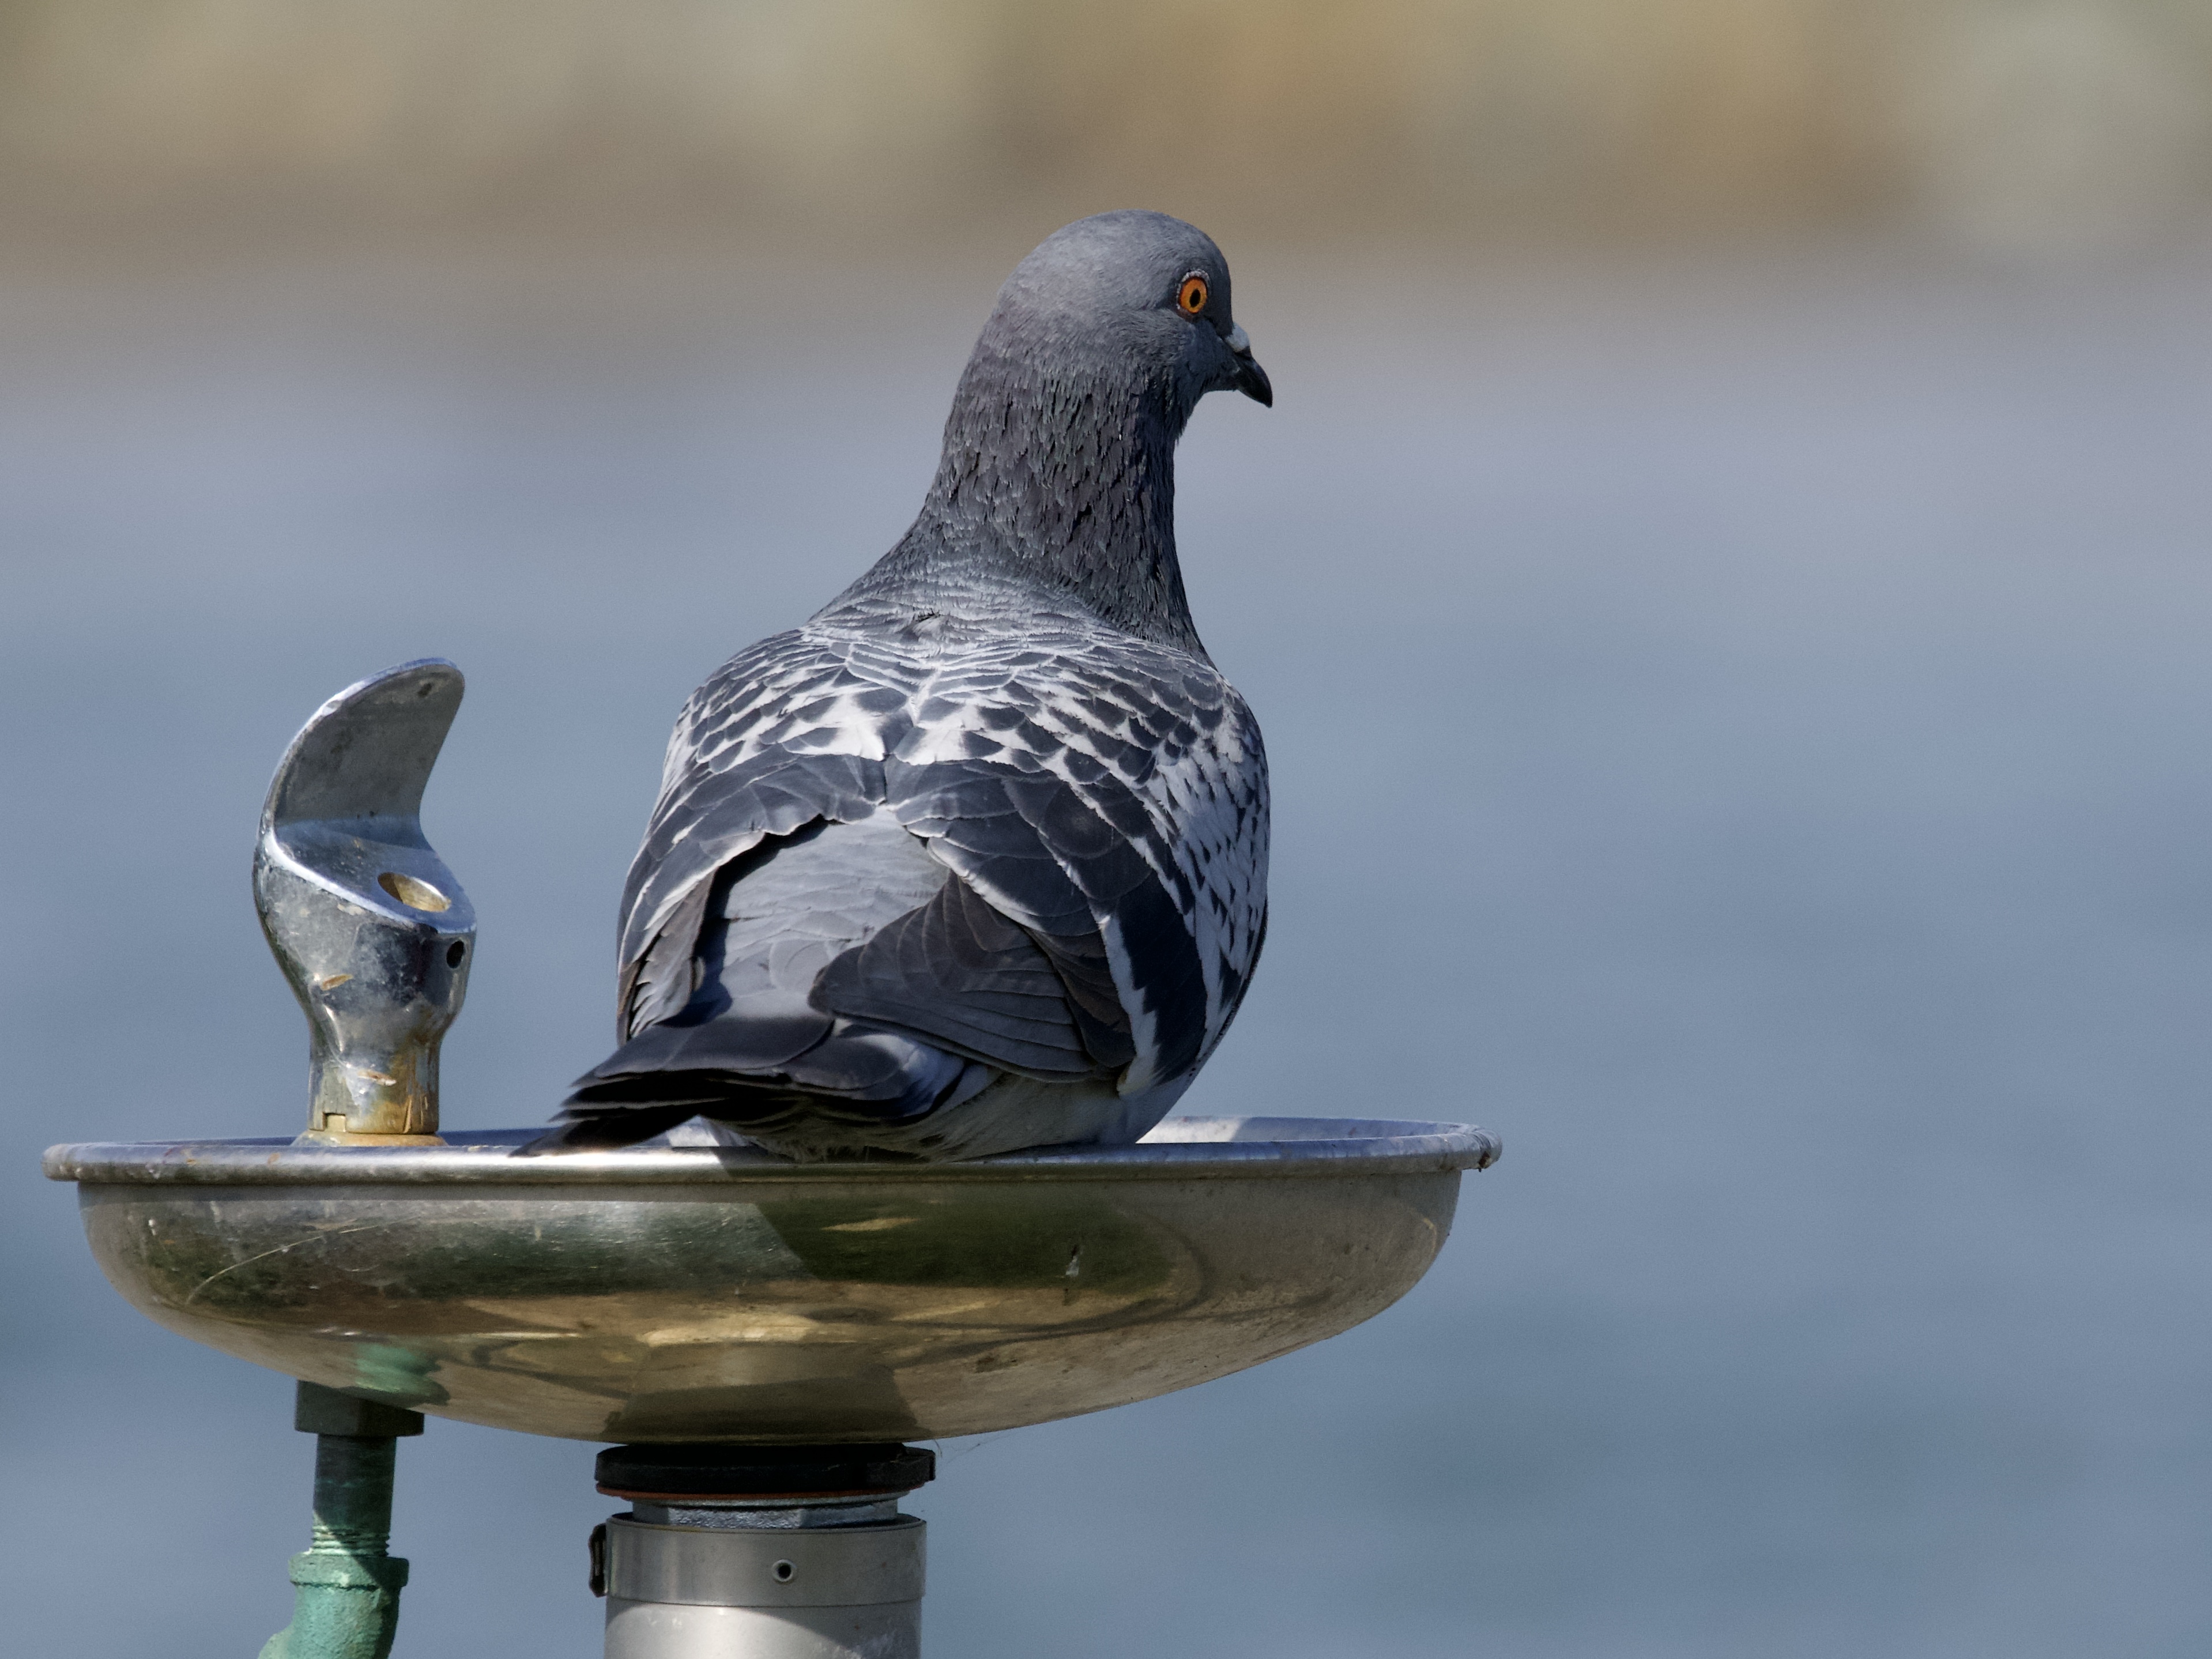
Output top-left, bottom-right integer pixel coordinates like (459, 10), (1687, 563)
(5, 3), (2212, 1656)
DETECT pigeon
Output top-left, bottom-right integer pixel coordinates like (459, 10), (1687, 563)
(527, 210), (1273, 1160)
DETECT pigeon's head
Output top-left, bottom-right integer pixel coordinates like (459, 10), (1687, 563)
(868, 210), (1269, 650)
(978, 210), (1272, 417)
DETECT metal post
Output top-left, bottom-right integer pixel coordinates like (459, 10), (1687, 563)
(260, 1382), (423, 1659)
(591, 1444), (933, 1659)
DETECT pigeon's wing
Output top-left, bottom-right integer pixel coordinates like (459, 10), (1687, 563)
(614, 629), (915, 1037)
(612, 618), (1267, 1103)
(880, 624), (1269, 1095)
(813, 870), (1101, 1080)
(566, 817), (978, 1132)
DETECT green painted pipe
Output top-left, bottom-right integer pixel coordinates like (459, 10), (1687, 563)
(261, 1383), (422, 1659)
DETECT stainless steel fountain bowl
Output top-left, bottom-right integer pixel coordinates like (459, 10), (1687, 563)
(45, 1117), (1497, 1443)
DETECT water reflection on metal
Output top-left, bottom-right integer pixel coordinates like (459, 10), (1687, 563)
(46, 1117), (1497, 1443)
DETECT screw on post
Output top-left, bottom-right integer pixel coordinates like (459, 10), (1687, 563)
(259, 1382), (423, 1659)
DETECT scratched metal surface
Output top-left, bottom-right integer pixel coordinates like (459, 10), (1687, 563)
(51, 1120), (1479, 1442)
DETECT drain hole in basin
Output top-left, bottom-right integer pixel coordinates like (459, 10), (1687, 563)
(772, 1561), (796, 1583)
(379, 872), (450, 913)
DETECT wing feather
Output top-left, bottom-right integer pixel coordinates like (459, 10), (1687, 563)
(814, 875), (1099, 1079)
(609, 609), (1267, 1097)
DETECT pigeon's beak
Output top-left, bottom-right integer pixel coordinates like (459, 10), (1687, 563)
(1224, 322), (1273, 407)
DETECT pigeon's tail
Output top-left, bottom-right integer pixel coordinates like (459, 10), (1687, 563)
(517, 1102), (704, 1154)
(515, 1016), (989, 1156)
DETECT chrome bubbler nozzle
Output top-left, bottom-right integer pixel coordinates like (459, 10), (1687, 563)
(252, 659), (474, 1144)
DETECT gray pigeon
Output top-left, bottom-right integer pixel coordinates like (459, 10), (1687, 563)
(529, 211), (1273, 1160)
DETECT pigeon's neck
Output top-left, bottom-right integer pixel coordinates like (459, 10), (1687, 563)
(832, 344), (1205, 655)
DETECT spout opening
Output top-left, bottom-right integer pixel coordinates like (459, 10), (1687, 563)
(378, 872), (451, 913)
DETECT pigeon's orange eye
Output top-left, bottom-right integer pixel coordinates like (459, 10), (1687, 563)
(1177, 274), (1209, 316)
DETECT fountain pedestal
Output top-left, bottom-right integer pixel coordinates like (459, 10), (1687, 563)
(593, 1446), (932, 1659)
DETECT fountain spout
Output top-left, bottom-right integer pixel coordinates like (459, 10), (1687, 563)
(252, 660), (475, 1144)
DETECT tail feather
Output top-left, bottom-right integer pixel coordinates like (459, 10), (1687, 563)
(516, 1104), (702, 1155)
(519, 1016), (982, 1156)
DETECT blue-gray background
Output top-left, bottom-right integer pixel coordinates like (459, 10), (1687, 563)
(5, 235), (2211, 1657)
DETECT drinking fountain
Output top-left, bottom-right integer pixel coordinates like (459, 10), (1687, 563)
(44, 660), (1501, 1658)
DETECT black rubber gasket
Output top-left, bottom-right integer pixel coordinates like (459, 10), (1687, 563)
(596, 1442), (936, 1499)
